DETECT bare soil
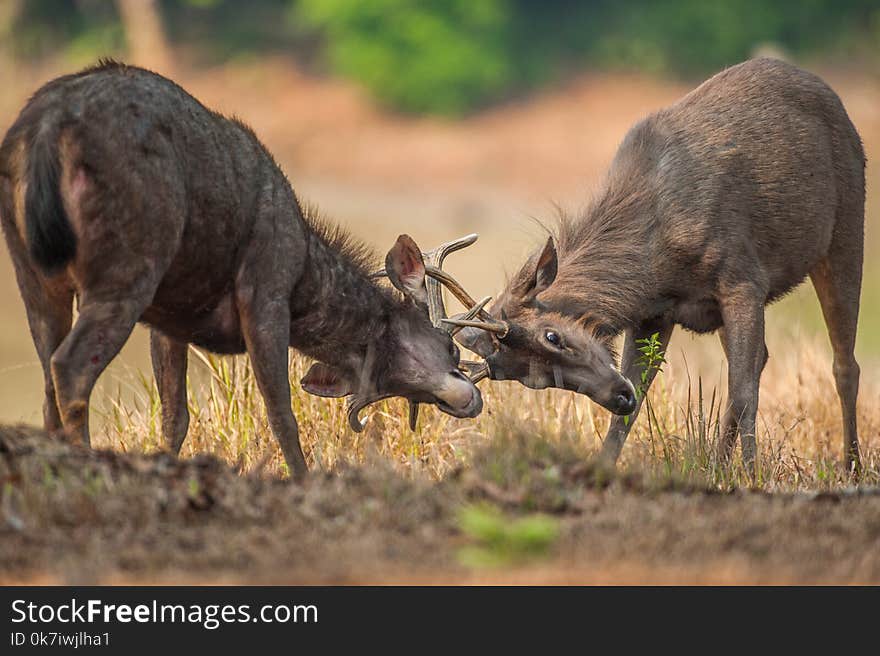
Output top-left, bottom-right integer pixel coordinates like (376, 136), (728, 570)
(2, 426), (879, 585)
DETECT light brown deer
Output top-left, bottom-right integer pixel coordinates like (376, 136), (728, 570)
(454, 58), (866, 476)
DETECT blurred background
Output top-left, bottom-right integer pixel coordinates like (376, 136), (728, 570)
(0, 0), (877, 426)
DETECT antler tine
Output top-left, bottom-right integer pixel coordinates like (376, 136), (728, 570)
(423, 266), (478, 311)
(423, 233), (479, 265)
(408, 401), (420, 431)
(347, 392), (397, 433)
(371, 234), (481, 330)
(423, 234), (478, 328)
(441, 316), (509, 336)
(465, 295), (492, 317)
(443, 296), (492, 335)
(346, 396), (370, 433)
(426, 264), (505, 319)
(425, 266), (509, 338)
(459, 359), (490, 384)
(371, 233), (478, 282)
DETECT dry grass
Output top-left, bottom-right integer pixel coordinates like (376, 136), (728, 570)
(93, 333), (879, 492)
(4, 418), (880, 585)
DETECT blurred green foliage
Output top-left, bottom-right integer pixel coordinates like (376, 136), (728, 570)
(296, 0), (880, 114)
(6, 0), (879, 115)
(297, 0), (515, 115)
(457, 503), (559, 568)
(6, 0), (124, 60)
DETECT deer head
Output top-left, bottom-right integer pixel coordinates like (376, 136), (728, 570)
(448, 236), (637, 416)
(301, 234), (486, 431)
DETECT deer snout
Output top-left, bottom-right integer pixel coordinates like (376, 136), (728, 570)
(611, 386), (637, 415)
(434, 370), (483, 418)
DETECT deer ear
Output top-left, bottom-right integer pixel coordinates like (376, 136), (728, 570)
(301, 362), (354, 398)
(513, 236), (557, 298)
(385, 234), (427, 303)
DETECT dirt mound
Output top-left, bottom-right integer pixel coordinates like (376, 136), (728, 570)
(0, 425), (458, 584)
(2, 425), (880, 584)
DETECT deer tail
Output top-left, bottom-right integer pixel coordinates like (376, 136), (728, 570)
(25, 119), (76, 272)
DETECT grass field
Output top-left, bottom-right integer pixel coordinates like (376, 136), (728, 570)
(96, 340), (878, 492)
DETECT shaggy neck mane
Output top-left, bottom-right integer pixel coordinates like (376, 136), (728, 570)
(541, 170), (656, 333)
(290, 201), (400, 368)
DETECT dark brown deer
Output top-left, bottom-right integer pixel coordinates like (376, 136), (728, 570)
(0, 61), (484, 479)
(455, 58), (865, 476)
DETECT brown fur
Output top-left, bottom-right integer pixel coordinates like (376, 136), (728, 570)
(461, 58), (865, 476)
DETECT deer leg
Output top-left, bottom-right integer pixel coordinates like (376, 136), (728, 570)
(1, 220), (73, 433)
(31, 289), (73, 434)
(599, 319), (673, 464)
(50, 295), (151, 447)
(718, 286), (766, 479)
(237, 295), (308, 478)
(810, 255), (862, 474)
(717, 328), (768, 464)
(150, 330), (190, 454)
(16, 275), (72, 433)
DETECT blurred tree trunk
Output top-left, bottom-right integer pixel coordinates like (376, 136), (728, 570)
(115, 0), (173, 74)
(0, 0), (22, 93)
(0, 0), (22, 53)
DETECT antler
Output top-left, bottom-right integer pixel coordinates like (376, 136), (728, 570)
(372, 234), (487, 329)
(370, 233), (505, 429)
(442, 295), (491, 335)
(422, 265), (508, 338)
(413, 234), (483, 428)
(347, 392), (395, 433)
(441, 315), (509, 337)
(459, 359), (490, 384)
(422, 234), (478, 328)
(413, 236), (509, 376)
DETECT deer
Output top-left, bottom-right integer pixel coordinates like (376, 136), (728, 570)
(452, 58), (866, 477)
(0, 60), (485, 479)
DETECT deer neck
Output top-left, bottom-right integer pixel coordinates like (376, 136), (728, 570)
(546, 187), (658, 331)
(289, 232), (394, 370)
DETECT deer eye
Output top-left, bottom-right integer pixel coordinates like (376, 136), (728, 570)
(544, 330), (563, 348)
